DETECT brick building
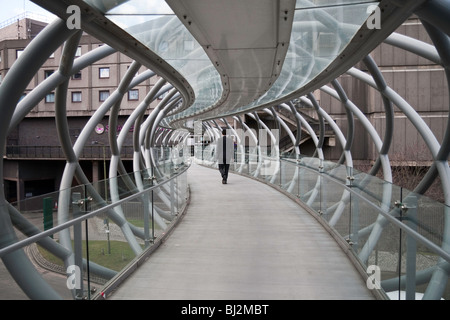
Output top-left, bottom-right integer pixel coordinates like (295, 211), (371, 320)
(1, 15), (161, 203)
(1, 14), (447, 204)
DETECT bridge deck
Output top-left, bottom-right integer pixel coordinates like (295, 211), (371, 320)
(109, 162), (375, 300)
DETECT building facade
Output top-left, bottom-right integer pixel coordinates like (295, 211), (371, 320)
(1, 15), (447, 204)
(1, 16), (162, 204)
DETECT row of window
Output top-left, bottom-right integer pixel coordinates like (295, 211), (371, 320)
(44, 67), (112, 80)
(16, 46), (82, 59)
(44, 89), (140, 103)
(43, 67), (128, 103)
(12, 47), (164, 105)
(0, 53), (110, 85)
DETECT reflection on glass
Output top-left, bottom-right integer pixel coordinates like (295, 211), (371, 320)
(85, 0), (378, 123)
(195, 150), (450, 299)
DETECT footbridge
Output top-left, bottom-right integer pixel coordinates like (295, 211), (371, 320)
(0, 0), (450, 300)
(108, 162), (375, 300)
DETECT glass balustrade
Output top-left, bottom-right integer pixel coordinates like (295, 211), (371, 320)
(3, 143), (448, 300)
(195, 150), (450, 300)
(0, 146), (190, 300)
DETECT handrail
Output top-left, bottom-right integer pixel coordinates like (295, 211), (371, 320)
(195, 148), (450, 299)
(5, 145), (135, 159)
(280, 158), (450, 265)
(0, 161), (191, 259)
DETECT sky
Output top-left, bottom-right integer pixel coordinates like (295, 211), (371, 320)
(0, 0), (173, 27)
(0, 0), (56, 25)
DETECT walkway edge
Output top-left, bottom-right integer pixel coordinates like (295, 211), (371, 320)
(92, 185), (192, 300)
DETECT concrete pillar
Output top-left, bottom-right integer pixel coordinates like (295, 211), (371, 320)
(92, 160), (100, 183)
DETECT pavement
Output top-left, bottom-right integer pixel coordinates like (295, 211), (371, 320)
(108, 162), (375, 300)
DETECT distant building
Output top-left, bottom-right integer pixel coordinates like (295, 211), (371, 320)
(1, 15), (162, 204)
(1, 15), (447, 204)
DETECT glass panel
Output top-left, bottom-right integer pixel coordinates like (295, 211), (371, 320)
(102, 2), (222, 120)
(201, 2), (378, 118)
(281, 160), (301, 198)
(295, 0), (377, 9)
(195, 153), (450, 300)
(1, 146), (190, 299)
(84, 0), (378, 121)
(10, 185), (85, 241)
(404, 190), (446, 249)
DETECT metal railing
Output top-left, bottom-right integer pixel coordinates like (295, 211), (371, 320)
(5, 145), (135, 159)
(0, 146), (191, 300)
(195, 146), (450, 300)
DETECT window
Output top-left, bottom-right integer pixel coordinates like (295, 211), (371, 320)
(75, 46), (82, 57)
(128, 89), (139, 101)
(45, 92), (55, 103)
(44, 70), (54, 78)
(99, 67), (110, 78)
(72, 72), (82, 80)
(16, 49), (24, 59)
(99, 90), (110, 102)
(72, 91), (82, 102)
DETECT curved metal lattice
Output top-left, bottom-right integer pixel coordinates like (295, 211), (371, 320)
(0, 0), (449, 299)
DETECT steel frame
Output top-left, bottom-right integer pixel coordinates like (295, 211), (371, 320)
(0, 0), (449, 299)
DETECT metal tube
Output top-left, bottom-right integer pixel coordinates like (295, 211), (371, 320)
(0, 18), (75, 300)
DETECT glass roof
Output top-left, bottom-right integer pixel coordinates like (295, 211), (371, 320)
(85, 0), (378, 125)
(233, 0), (379, 113)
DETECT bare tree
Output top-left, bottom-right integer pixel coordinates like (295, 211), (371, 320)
(355, 144), (444, 203)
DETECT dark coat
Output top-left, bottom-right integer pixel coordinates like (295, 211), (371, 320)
(216, 135), (234, 164)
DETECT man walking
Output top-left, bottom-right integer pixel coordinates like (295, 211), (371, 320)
(216, 128), (234, 184)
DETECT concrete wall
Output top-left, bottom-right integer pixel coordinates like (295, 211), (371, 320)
(319, 17), (448, 165)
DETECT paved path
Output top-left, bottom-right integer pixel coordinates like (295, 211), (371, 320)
(109, 162), (375, 300)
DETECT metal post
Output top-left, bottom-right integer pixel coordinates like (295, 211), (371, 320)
(0, 19), (73, 300)
(144, 192), (150, 248)
(170, 179), (175, 216)
(151, 190), (155, 242)
(72, 192), (84, 299)
(405, 196), (418, 300)
(351, 187), (360, 251)
(85, 213), (91, 300)
(83, 186), (91, 299)
(397, 188), (403, 300)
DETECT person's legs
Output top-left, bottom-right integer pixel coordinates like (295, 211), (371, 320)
(218, 164), (230, 184)
(223, 164), (230, 183)
(218, 164), (226, 183)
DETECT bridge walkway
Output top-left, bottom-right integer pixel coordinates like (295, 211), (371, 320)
(109, 162), (375, 300)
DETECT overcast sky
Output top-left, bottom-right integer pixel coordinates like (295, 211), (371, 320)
(0, 1), (56, 25)
(0, 0), (173, 27)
